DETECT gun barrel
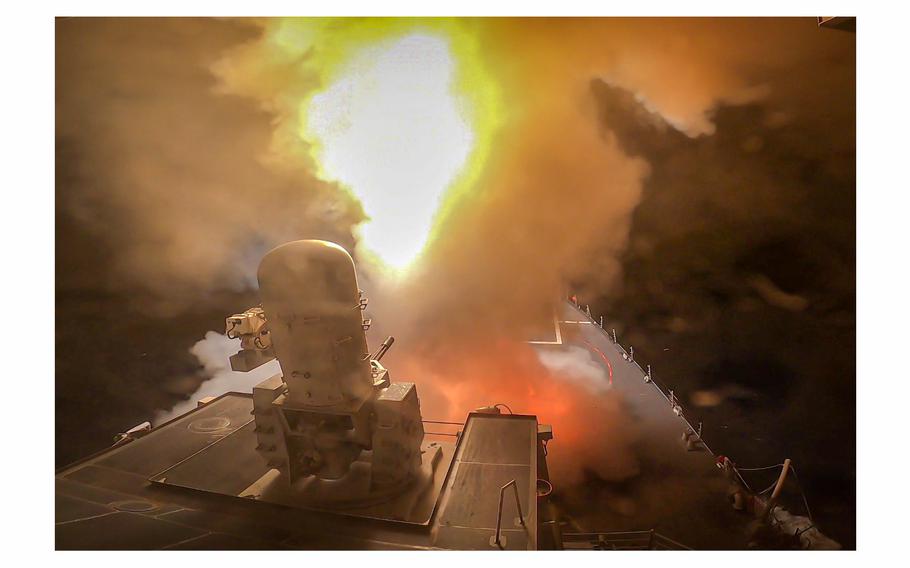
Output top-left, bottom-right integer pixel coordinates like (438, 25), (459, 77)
(373, 336), (395, 361)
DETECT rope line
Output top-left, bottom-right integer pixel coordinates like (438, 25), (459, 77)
(789, 466), (814, 522)
(737, 463), (786, 472)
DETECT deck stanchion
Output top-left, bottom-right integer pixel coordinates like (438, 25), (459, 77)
(491, 479), (525, 549)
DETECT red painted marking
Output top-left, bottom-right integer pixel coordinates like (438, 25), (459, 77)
(582, 339), (613, 385)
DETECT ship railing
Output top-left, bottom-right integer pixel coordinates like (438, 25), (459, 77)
(574, 297), (823, 527)
(567, 298), (757, 493)
(421, 418), (464, 439)
(568, 299), (713, 450)
(562, 529), (691, 550)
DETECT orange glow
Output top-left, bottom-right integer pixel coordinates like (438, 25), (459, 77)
(396, 339), (639, 484)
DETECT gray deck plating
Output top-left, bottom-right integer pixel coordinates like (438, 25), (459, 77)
(54, 300), (750, 549)
(542, 302), (752, 549)
(150, 419), (454, 525)
(55, 393), (544, 549)
(433, 413), (539, 550)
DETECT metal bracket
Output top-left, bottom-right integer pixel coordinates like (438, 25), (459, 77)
(491, 479), (526, 549)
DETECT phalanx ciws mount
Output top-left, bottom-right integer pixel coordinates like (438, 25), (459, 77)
(226, 240), (426, 497)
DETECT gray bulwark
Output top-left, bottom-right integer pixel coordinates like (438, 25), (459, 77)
(432, 413), (539, 550)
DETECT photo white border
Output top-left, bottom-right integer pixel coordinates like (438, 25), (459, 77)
(3, 1), (903, 565)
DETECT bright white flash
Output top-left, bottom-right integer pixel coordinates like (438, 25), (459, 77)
(306, 34), (474, 272)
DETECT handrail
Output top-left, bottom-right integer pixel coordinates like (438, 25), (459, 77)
(492, 479), (526, 549)
(570, 300), (716, 453)
(567, 299), (756, 494)
(562, 299), (819, 544)
(653, 532), (691, 550)
(562, 529), (691, 550)
(570, 299), (823, 511)
(422, 419), (465, 426)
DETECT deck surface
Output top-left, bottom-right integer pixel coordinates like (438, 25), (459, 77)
(55, 394), (543, 550)
(55, 301), (752, 549)
(539, 302), (751, 549)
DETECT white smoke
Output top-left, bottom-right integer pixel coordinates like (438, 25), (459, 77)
(154, 331), (281, 424)
(536, 345), (612, 395)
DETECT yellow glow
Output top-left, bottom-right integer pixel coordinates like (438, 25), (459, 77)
(306, 34), (472, 270)
(285, 19), (503, 276)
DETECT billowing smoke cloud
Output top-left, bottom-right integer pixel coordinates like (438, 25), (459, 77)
(537, 346), (613, 395)
(56, 18), (364, 314)
(154, 331), (280, 423)
(57, 17), (851, 494)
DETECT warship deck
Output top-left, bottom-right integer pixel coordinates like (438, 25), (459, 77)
(539, 302), (753, 549)
(56, 301), (753, 550)
(56, 395), (547, 550)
